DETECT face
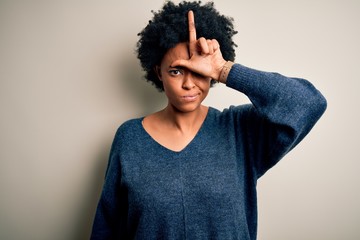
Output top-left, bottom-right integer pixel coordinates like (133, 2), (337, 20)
(157, 42), (211, 113)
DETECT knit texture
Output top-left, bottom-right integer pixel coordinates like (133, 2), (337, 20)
(91, 64), (327, 239)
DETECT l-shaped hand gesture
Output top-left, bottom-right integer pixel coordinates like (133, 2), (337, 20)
(171, 11), (227, 82)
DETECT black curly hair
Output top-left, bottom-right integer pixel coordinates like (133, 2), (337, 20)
(136, 1), (238, 91)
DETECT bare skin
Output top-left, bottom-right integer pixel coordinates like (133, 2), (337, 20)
(142, 11), (227, 152)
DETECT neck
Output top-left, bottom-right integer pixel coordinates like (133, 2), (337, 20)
(161, 105), (208, 133)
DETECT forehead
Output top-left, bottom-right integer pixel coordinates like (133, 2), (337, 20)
(161, 42), (189, 65)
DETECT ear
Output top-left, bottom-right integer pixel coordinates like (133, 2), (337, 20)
(154, 65), (162, 81)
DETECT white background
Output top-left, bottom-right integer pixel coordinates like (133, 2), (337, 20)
(0, 0), (359, 239)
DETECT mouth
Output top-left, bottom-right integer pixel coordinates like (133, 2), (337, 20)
(182, 93), (200, 102)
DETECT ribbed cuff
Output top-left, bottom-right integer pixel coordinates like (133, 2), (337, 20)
(225, 63), (262, 94)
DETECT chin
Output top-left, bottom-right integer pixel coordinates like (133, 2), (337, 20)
(175, 103), (202, 113)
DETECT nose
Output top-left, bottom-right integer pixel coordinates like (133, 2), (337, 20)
(182, 72), (196, 90)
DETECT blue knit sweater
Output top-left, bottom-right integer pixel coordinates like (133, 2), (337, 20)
(91, 64), (327, 239)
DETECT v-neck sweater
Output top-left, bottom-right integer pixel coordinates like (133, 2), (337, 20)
(91, 64), (327, 240)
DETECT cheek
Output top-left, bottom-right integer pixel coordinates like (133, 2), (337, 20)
(198, 80), (211, 100)
(203, 87), (210, 99)
(201, 79), (212, 92)
(162, 80), (179, 99)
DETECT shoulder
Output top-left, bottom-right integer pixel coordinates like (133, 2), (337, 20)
(118, 117), (142, 131)
(207, 105), (266, 136)
(110, 117), (144, 151)
(209, 104), (255, 122)
(115, 118), (143, 139)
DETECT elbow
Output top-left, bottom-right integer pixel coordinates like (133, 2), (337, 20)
(292, 87), (327, 138)
(285, 92), (327, 151)
(296, 77), (327, 119)
(311, 90), (327, 120)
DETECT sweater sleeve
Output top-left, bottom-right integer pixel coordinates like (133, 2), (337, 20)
(226, 64), (327, 178)
(90, 130), (127, 239)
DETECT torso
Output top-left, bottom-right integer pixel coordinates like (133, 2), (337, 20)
(114, 106), (256, 239)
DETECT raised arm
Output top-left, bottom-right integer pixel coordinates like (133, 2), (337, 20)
(226, 64), (327, 178)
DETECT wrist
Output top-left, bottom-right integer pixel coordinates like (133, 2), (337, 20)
(218, 61), (235, 83)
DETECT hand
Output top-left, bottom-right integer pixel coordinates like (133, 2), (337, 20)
(171, 11), (227, 82)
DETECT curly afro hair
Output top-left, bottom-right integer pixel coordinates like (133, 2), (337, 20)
(136, 1), (238, 91)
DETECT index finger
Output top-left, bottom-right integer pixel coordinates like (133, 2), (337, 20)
(188, 10), (197, 43)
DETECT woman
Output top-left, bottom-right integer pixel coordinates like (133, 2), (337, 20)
(91, 1), (327, 239)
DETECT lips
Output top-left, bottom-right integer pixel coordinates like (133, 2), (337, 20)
(182, 93), (200, 102)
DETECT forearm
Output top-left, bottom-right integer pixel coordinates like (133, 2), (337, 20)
(226, 63), (327, 140)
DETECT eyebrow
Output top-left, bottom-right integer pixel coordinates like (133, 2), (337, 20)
(168, 65), (185, 70)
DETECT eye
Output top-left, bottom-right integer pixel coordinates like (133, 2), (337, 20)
(169, 69), (183, 76)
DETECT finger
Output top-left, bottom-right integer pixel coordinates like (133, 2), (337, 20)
(188, 10), (197, 43)
(212, 39), (220, 51)
(207, 39), (214, 54)
(198, 37), (209, 54)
